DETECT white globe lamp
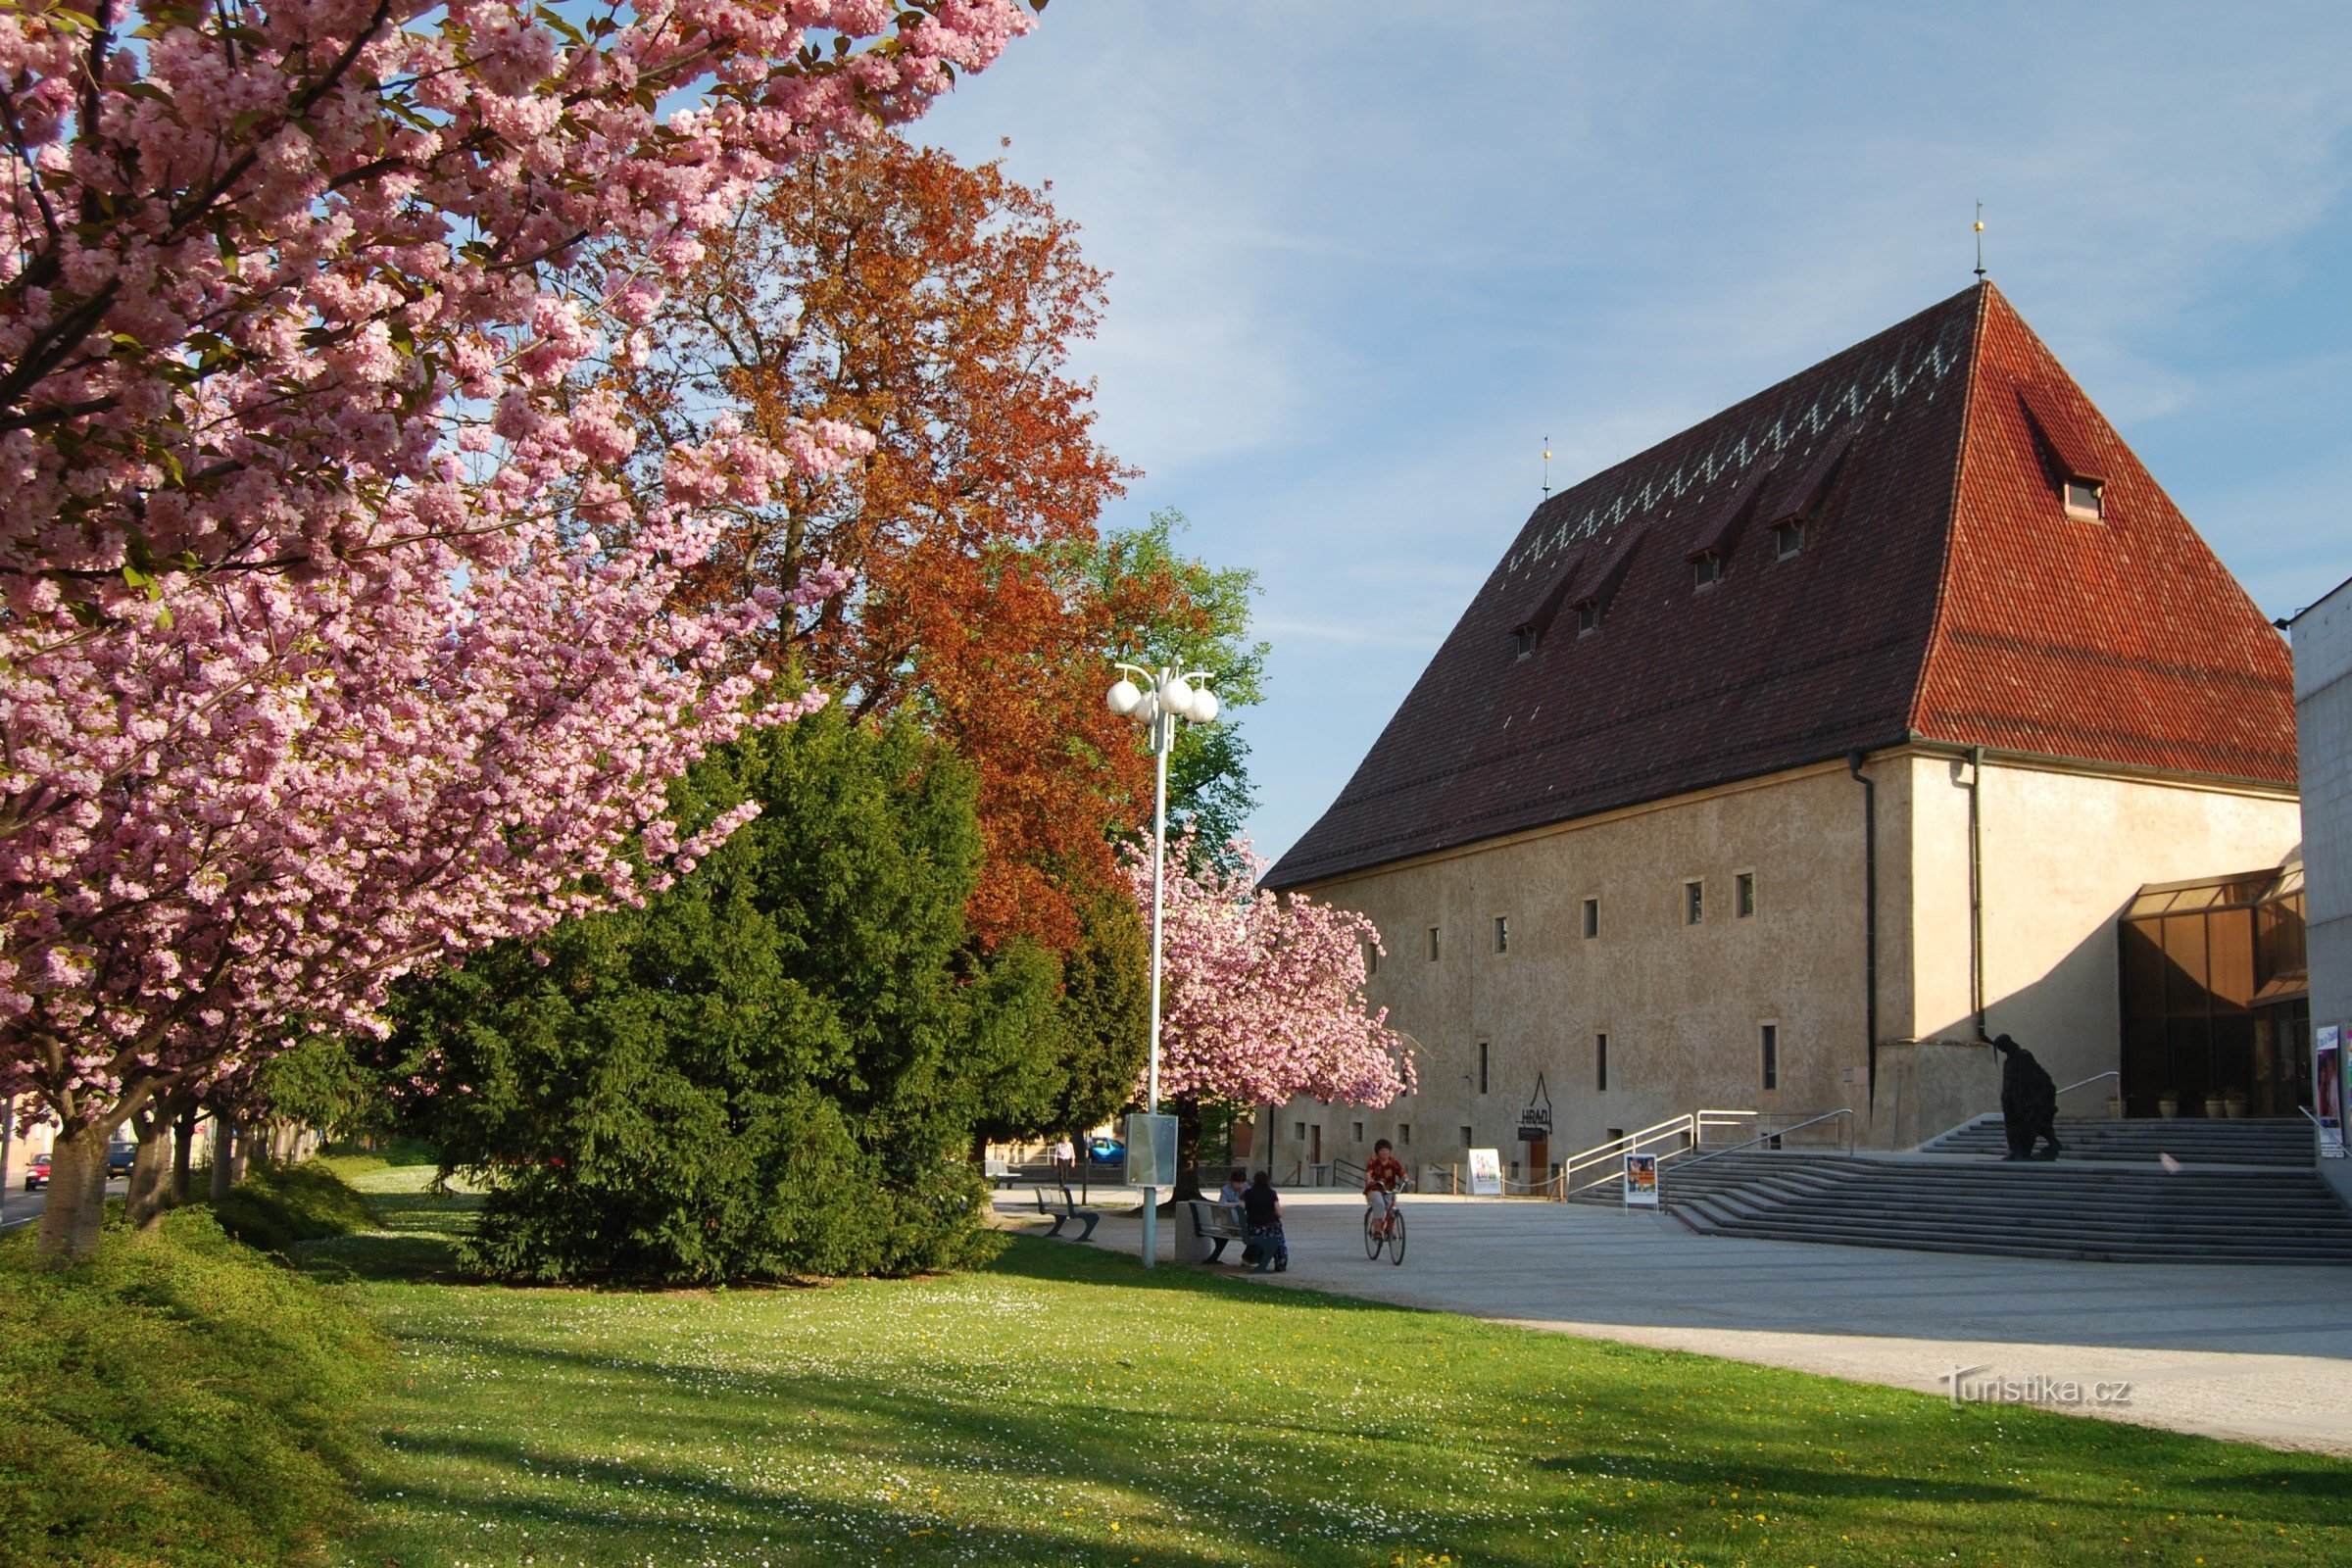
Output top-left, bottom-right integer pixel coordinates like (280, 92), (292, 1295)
(1106, 677), (1143, 717)
(1187, 688), (1220, 724)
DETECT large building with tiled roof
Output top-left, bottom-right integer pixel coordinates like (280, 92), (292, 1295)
(1263, 281), (2303, 1176)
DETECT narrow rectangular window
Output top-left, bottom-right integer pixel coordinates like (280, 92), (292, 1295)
(1399, 1124), (1411, 1145)
(1595, 1033), (1609, 1092)
(1478, 1042), (1490, 1096)
(1737, 871), (1755, 918)
(1427, 925), (1441, 962)
(1459, 1124), (1473, 1147)
(1762, 1023), (1779, 1091)
(1353, 1121), (1365, 1142)
(1582, 897), (1599, 939)
(1775, 520), (1804, 559)
(1684, 879), (1703, 925)
(1576, 601), (1598, 635)
(1294, 1121), (1306, 1141)
(1494, 914), (1510, 953)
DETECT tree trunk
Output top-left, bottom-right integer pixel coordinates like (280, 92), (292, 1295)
(228, 1117), (250, 1183)
(172, 1110), (196, 1204)
(35, 1124), (112, 1262)
(209, 1118), (236, 1203)
(1169, 1097), (1206, 1203)
(125, 1129), (172, 1231)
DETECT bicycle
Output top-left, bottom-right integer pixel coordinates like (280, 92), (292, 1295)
(1362, 1190), (1406, 1264)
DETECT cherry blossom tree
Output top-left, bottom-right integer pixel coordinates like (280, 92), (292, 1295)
(1125, 833), (1413, 1196)
(0, 0), (1035, 1258)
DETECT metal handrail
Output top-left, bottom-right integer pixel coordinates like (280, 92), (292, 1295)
(1920, 1069), (2126, 1149)
(1557, 1108), (1756, 1197)
(1663, 1108), (1856, 1185)
(1330, 1155), (1367, 1189)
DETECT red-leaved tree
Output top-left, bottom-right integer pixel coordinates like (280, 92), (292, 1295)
(0, 0), (1034, 1257)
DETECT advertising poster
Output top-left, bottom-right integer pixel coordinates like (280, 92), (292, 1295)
(2319, 1027), (2346, 1158)
(1468, 1148), (1504, 1196)
(1623, 1152), (1660, 1207)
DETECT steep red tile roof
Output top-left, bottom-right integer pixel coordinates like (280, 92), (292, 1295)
(1911, 288), (2295, 779)
(1267, 283), (2295, 891)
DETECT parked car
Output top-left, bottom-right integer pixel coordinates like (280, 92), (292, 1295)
(24, 1152), (49, 1191)
(106, 1141), (136, 1177)
(1087, 1136), (1126, 1166)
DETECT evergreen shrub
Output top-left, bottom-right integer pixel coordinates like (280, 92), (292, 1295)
(399, 708), (1065, 1282)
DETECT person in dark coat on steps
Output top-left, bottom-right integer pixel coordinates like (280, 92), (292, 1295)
(1994, 1034), (2062, 1160)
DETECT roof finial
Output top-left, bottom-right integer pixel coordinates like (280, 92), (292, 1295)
(1974, 200), (1987, 281)
(1543, 435), (1552, 499)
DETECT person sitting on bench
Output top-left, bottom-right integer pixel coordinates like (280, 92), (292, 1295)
(1243, 1169), (1288, 1273)
(1204, 1167), (1248, 1263)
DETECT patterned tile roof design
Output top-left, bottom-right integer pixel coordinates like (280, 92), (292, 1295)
(1265, 283), (2295, 891)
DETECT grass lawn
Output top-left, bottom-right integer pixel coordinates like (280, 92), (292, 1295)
(308, 1167), (2351, 1568)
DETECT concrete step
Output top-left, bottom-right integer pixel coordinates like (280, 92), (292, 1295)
(1659, 1149), (2352, 1264)
(1920, 1115), (2314, 1166)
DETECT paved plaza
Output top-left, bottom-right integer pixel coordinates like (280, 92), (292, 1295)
(1002, 1188), (2352, 1456)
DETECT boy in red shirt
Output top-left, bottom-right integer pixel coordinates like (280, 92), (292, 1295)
(1364, 1138), (1405, 1240)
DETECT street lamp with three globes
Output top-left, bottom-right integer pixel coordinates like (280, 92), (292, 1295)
(1105, 662), (1219, 1268)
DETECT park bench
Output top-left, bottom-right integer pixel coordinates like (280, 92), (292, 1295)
(1180, 1199), (1248, 1265)
(1030, 1185), (1099, 1243)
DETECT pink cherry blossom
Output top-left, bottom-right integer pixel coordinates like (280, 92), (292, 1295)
(1126, 834), (1416, 1110)
(0, 0), (1036, 1252)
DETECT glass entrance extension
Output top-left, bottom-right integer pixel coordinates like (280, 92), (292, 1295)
(2120, 863), (2308, 1118)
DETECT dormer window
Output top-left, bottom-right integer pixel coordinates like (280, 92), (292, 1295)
(1512, 625), (1538, 661)
(2063, 478), (2103, 521)
(1774, 520), (1804, 559)
(1691, 552), (1721, 589)
(1575, 601), (1598, 636)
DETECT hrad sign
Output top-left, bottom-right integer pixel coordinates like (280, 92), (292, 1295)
(1623, 1152), (1660, 1207)
(1468, 1148), (1504, 1196)
(1517, 1072), (1553, 1144)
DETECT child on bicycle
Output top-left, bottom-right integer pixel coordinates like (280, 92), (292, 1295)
(1364, 1138), (1405, 1236)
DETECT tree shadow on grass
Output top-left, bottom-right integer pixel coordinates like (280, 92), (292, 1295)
(288, 1190), (479, 1284)
(352, 1429), (1252, 1568)
(1535, 1450), (2026, 1505)
(984, 1233), (1412, 1315)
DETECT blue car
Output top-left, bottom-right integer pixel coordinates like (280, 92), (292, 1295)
(1087, 1136), (1126, 1166)
(106, 1141), (136, 1177)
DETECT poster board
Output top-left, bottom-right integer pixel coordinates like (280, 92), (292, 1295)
(1623, 1152), (1660, 1207)
(1467, 1147), (1504, 1196)
(2318, 1027), (2346, 1159)
(1125, 1112), (1179, 1187)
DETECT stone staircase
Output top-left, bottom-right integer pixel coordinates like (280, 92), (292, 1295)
(1566, 1119), (2352, 1264)
(1919, 1114), (2313, 1167)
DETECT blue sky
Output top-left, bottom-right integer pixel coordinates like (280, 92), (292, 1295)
(910, 2), (2352, 862)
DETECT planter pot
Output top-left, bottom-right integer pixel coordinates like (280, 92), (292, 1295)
(2203, 1095), (2229, 1120)
(2223, 1091), (2248, 1119)
(2157, 1094), (2180, 1119)
(2106, 1094), (2126, 1121)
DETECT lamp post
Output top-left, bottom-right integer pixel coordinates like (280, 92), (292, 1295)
(1106, 661), (1219, 1268)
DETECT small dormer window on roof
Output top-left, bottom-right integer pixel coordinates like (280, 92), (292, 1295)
(1691, 552), (1721, 589)
(1575, 600), (1598, 636)
(1512, 624), (1538, 661)
(2063, 478), (2103, 521)
(1774, 519), (1804, 559)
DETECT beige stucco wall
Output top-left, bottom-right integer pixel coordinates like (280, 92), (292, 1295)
(1272, 760), (1876, 1186)
(1269, 749), (2299, 1180)
(1887, 753), (2301, 1144)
